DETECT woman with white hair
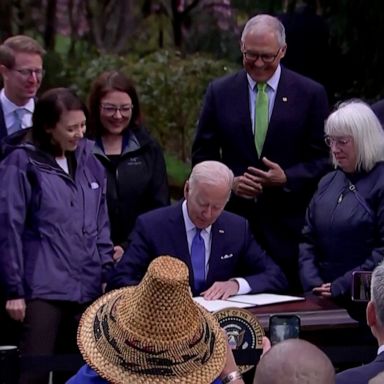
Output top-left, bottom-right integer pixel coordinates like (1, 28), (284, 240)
(299, 100), (384, 300)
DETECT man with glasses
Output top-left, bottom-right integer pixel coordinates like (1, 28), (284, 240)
(0, 35), (45, 142)
(192, 14), (330, 293)
(0, 34), (45, 350)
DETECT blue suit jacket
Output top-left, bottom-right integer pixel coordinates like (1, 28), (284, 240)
(192, 67), (330, 284)
(336, 352), (384, 384)
(68, 365), (223, 384)
(107, 202), (288, 295)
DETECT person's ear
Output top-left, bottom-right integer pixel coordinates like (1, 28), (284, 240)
(367, 300), (377, 327)
(0, 64), (8, 78)
(280, 45), (287, 59)
(184, 180), (189, 200)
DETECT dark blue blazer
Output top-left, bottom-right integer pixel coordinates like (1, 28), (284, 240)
(372, 99), (384, 127)
(192, 67), (330, 282)
(107, 202), (288, 296)
(336, 352), (384, 384)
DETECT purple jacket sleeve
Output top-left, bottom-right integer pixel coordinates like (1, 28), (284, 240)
(0, 151), (31, 299)
(96, 176), (114, 281)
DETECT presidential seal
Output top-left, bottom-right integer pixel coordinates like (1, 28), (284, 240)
(214, 308), (264, 373)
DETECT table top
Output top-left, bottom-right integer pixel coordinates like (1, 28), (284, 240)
(247, 295), (359, 330)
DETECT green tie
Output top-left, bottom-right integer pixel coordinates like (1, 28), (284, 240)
(255, 82), (269, 155)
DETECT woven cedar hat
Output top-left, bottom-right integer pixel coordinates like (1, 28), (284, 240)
(77, 256), (227, 384)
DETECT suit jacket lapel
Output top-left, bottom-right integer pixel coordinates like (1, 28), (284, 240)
(233, 70), (257, 154)
(206, 216), (227, 285)
(168, 201), (194, 278)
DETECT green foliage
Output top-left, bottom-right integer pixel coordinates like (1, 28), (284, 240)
(50, 49), (236, 168)
(42, 48), (235, 189)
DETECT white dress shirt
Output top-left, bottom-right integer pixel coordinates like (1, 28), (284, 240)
(0, 89), (34, 135)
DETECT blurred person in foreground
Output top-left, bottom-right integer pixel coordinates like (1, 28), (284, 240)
(299, 100), (384, 312)
(107, 160), (288, 299)
(87, 70), (169, 262)
(254, 338), (335, 384)
(68, 256), (245, 384)
(0, 88), (114, 384)
(336, 263), (384, 383)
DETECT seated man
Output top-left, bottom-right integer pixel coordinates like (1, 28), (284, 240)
(68, 256), (244, 384)
(107, 160), (288, 299)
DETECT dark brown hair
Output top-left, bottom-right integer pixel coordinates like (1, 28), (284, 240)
(32, 87), (87, 155)
(87, 70), (141, 138)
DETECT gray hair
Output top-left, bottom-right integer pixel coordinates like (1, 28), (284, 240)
(188, 161), (234, 193)
(371, 263), (384, 326)
(325, 100), (384, 172)
(241, 14), (286, 47)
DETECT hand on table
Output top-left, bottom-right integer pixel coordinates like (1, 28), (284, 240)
(202, 280), (239, 300)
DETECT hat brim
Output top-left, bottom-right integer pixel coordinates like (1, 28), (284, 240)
(78, 288), (227, 384)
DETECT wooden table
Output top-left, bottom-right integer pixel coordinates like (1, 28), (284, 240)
(247, 295), (377, 366)
(249, 295), (358, 330)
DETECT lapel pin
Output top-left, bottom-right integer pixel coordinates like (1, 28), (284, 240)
(219, 229), (225, 233)
(282, 97), (288, 102)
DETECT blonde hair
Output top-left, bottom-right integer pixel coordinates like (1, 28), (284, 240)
(0, 35), (45, 68)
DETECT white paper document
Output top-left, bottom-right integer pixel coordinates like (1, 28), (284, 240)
(193, 294), (304, 312)
(228, 293), (305, 306)
(193, 297), (254, 312)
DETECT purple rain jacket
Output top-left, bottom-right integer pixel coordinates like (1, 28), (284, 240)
(0, 138), (114, 303)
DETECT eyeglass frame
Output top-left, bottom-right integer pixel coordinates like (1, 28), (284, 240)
(241, 46), (281, 64)
(11, 68), (45, 79)
(100, 103), (134, 117)
(324, 135), (353, 147)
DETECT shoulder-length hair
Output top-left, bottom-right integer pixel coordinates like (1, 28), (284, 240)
(32, 87), (88, 155)
(87, 70), (141, 138)
(325, 100), (384, 172)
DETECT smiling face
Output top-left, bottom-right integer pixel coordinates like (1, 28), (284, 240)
(184, 179), (230, 229)
(47, 110), (86, 155)
(0, 51), (43, 105)
(241, 27), (286, 83)
(99, 91), (133, 136)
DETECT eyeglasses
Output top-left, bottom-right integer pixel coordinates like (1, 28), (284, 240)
(100, 104), (133, 117)
(242, 47), (281, 64)
(11, 68), (45, 79)
(324, 136), (352, 147)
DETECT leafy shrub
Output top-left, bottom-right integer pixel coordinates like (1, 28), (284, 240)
(45, 49), (237, 187)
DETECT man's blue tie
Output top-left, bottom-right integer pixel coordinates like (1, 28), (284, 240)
(191, 228), (206, 293)
(9, 108), (26, 135)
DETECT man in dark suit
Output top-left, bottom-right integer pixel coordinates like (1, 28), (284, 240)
(107, 161), (288, 299)
(336, 264), (384, 384)
(192, 14), (330, 292)
(0, 35), (45, 142)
